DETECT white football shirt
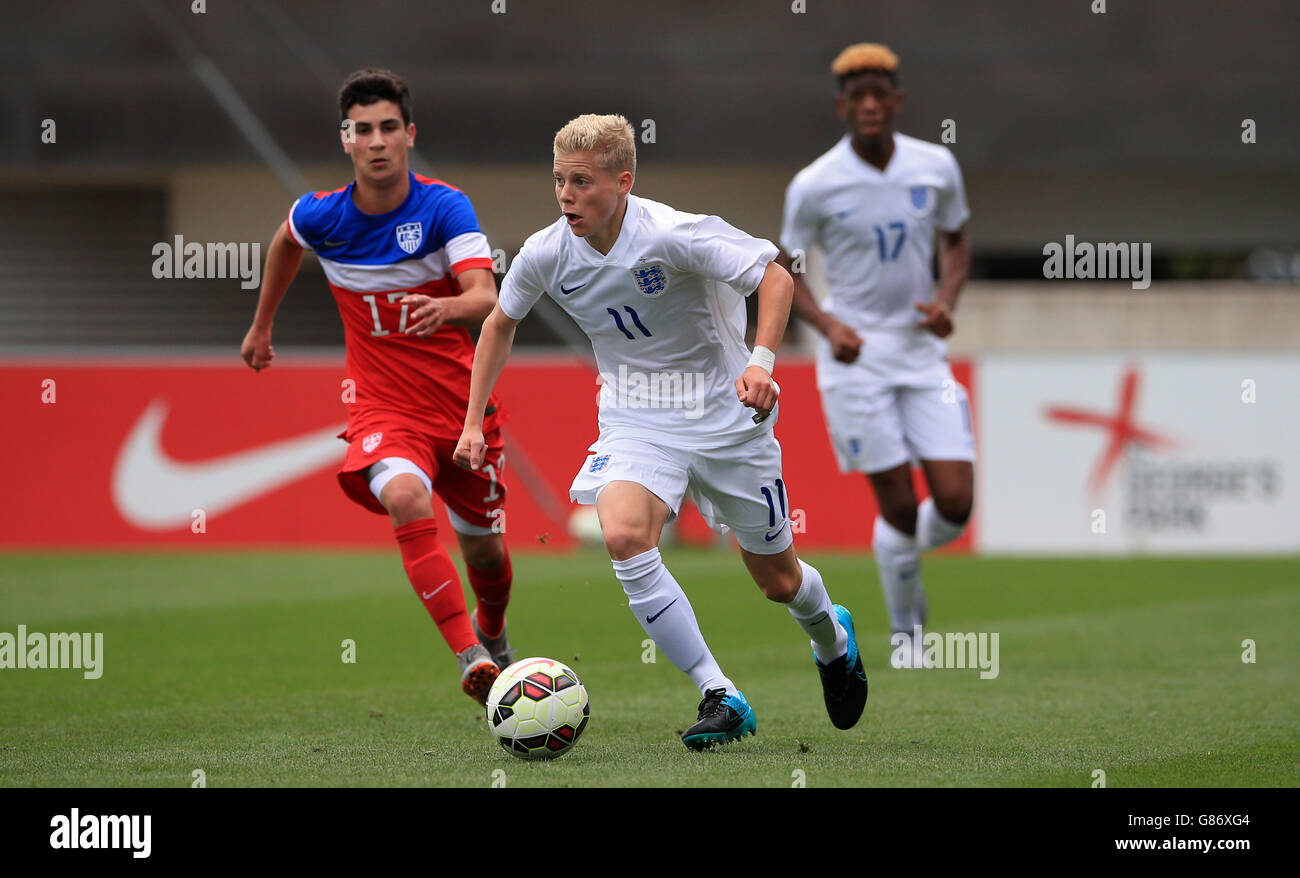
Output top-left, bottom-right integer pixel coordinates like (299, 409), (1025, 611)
(499, 195), (778, 448)
(782, 133), (969, 382)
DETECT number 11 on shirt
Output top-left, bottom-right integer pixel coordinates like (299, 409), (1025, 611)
(606, 305), (653, 339)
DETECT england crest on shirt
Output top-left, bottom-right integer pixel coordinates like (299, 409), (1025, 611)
(395, 222), (423, 255)
(906, 185), (933, 217)
(630, 264), (668, 297)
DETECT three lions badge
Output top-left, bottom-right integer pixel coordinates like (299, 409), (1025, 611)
(630, 264), (667, 297)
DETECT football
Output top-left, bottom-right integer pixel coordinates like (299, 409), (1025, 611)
(485, 657), (590, 760)
(567, 507), (605, 546)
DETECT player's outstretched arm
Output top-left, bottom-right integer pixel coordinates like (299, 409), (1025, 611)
(735, 260), (793, 417)
(915, 226), (970, 339)
(241, 220), (304, 371)
(776, 248), (863, 363)
(401, 267), (499, 337)
(455, 303), (520, 470)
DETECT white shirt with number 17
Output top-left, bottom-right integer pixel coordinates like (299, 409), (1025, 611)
(782, 132), (968, 331)
(499, 194), (779, 449)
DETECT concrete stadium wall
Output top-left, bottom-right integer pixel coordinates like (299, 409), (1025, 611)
(944, 285), (1300, 353)
(159, 165), (1300, 353)
(4, 165), (1295, 352)
(152, 164), (1300, 254)
(8, 162), (1297, 256)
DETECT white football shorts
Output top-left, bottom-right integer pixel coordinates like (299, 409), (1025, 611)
(821, 365), (976, 474)
(569, 431), (796, 555)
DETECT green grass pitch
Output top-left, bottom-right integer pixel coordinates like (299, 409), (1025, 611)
(1, 550), (1296, 787)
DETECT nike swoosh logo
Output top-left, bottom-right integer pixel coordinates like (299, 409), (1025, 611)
(112, 399), (346, 530)
(645, 598), (677, 623)
(560, 282), (586, 295)
(764, 520), (789, 542)
(323, 239), (350, 247)
(422, 579), (453, 600)
(808, 612), (829, 627)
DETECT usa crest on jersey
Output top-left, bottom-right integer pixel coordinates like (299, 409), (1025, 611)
(395, 222), (423, 255)
(630, 264), (668, 297)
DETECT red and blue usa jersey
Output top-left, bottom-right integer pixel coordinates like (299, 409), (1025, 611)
(287, 171), (505, 441)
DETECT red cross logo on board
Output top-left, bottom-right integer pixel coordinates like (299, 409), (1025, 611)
(1044, 366), (1177, 498)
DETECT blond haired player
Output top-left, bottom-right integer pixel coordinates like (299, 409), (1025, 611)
(778, 44), (974, 666)
(456, 114), (868, 749)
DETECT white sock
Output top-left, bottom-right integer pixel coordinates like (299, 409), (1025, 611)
(612, 548), (735, 696)
(872, 516), (923, 633)
(917, 497), (966, 552)
(786, 560), (849, 663)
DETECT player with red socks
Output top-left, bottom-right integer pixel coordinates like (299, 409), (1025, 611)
(240, 68), (515, 704)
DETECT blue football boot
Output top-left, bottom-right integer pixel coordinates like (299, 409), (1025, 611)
(814, 604), (869, 729)
(681, 688), (757, 751)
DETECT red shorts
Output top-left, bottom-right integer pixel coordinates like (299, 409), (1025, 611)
(337, 423), (507, 529)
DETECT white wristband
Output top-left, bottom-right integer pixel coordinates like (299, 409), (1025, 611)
(747, 345), (776, 375)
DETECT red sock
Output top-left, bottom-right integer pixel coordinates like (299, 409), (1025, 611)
(395, 519), (476, 654)
(468, 549), (513, 638)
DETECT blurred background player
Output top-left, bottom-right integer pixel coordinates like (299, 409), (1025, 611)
(240, 68), (515, 703)
(456, 114), (868, 749)
(778, 44), (974, 665)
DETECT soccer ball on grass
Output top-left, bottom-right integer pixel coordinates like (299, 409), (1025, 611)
(485, 657), (590, 760)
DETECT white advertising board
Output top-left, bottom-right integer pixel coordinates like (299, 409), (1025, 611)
(977, 354), (1300, 553)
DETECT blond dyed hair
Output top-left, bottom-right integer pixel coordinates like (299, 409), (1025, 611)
(831, 43), (900, 78)
(553, 114), (637, 177)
